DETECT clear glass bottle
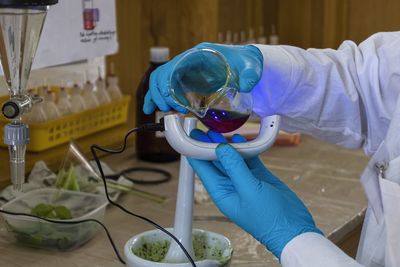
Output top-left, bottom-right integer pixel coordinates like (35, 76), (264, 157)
(25, 93), (47, 123)
(135, 47), (179, 162)
(70, 83), (86, 113)
(107, 64), (123, 100)
(57, 86), (72, 116)
(95, 67), (111, 105)
(82, 73), (100, 109)
(42, 89), (61, 121)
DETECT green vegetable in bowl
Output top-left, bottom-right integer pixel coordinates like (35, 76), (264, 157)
(56, 165), (80, 191)
(31, 203), (72, 220)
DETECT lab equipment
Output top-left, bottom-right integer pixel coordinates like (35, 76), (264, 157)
(107, 63), (123, 100)
(131, 43), (279, 265)
(24, 94), (47, 124)
(247, 28), (256, 43)
(42, 90), (61, 121)
(126, 110), (279, 265)
(95, 67), (111, 105)
(125, 228), (232, 267)
(225, 30), (232, 44)
(82, 73), (100, 109)
(70, 83), (86, 113)
(257, 26), (267, 44)
(169, 48), (253, 133)
(144, 43), (263, 118)
(0, 0), (58, 190)
(269, 25), (279, 45)
(136, 47), (179, 162)
(0, 188), (107, 250)
(124, 118), (234, 266)
(57, 87), (73, 116)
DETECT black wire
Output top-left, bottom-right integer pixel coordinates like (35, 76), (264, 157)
(90, 124), (197, 267)
(0, 209), (125, 264)
(105, 167), (172, 185)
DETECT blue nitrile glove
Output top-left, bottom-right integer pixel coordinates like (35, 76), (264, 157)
(143, 43), (263, 114)
(187, 129), (323, 259)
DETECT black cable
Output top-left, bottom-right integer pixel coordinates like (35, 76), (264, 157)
(90, 123), (197, 267)
(0, 209), (125, 264)
(105, 167), (172, 185)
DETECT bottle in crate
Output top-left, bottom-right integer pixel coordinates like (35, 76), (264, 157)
(25, 93), (47, 123)
(43, 89), (61, 121)
(107, 63), (123, 100)
(82, 72), (100, 109)
(70, 83), (86, 113)
(135, 47), (179, 162)
(58, 86), (73, 116)
(95, 67), (111, 105)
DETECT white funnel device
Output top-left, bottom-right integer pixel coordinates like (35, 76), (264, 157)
(0, 0), (58, 190)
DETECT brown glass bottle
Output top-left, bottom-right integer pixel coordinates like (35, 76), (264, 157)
(135, 47), (179, 162)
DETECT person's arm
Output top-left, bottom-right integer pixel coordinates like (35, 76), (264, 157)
(281, 233), (363, 267)
(188, 130), (364, 267)
(252, 32), (400, 155)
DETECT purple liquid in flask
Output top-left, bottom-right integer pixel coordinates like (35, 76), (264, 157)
(198, 108), (250, 133)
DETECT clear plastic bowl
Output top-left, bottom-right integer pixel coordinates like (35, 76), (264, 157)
(0, 188), (107, 250)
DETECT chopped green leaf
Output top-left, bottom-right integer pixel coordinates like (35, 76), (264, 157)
(31, 203), (73, 220)
(54, 205), (72, 220)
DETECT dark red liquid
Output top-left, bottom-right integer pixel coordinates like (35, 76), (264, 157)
(198, 109), (250, 133)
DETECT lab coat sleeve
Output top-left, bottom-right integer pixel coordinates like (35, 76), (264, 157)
(253, 32), (400, 155)
(281, 232), (363, 267)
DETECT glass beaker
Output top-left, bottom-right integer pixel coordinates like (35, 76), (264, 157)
(170, 48), (253, 133)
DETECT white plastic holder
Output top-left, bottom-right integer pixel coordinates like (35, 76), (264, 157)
(163, 114), (280, 160)
(163, 117), (197, 263)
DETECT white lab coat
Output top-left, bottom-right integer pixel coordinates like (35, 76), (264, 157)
(253, 32), (400, 267)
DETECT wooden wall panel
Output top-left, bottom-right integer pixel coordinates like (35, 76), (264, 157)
(321, 0), (348, 48)
(106, 0), (141, 128)
(277, 0), (400, 48)
(278, 0), (313, 48)
(178, 0), (218, 49)
(346, 0), (400, 44)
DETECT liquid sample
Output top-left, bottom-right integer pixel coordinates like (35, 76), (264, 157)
(198, 109), (250, 133)
(0, 9), (47, 95)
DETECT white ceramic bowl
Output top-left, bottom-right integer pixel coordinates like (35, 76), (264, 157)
(124, 228), (233, 267)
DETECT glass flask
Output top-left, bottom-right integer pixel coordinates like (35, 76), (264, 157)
(169, 48), (253, 133)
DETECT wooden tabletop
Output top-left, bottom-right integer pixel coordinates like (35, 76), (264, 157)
(0, 135), (369, 267)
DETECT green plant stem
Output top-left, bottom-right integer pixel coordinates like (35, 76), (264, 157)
(105, 180), (166, 204)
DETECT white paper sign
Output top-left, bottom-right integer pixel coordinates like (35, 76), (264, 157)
(32, 0), (118, 69)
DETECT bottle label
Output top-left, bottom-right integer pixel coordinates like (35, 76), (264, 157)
(155, 111), (168, 138)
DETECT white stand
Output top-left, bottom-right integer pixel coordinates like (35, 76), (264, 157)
(163, 118), (198, 263)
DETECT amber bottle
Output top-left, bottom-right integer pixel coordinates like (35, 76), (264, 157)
(135, 47), (179, 162)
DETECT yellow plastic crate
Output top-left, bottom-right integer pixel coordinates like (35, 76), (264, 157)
(0, 95), (131, 152)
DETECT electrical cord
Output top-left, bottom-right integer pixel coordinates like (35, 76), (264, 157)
(105, 167), (172, 185)
(90, 123), (197, 267)
(0, 121), (197, 266)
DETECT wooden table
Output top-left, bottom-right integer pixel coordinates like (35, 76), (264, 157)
(0, 135), (369, 267)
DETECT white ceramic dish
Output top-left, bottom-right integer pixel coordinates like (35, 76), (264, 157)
(124, 228), (233, 267)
